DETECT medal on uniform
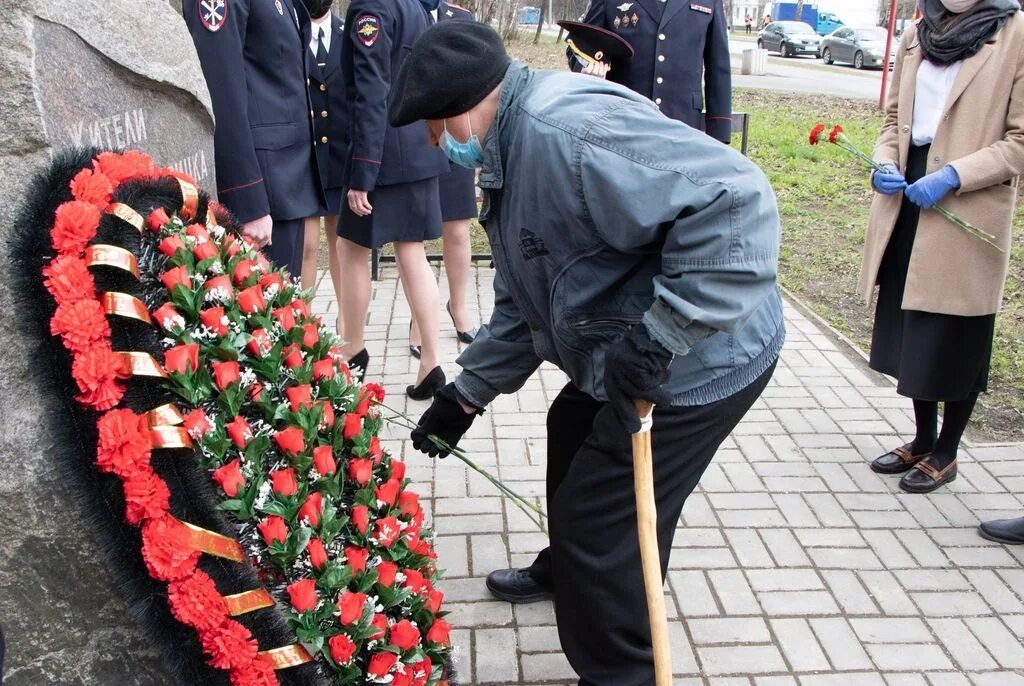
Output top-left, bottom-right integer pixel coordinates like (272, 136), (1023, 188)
(631, 12), (639, 25)
(613, 15), (621, 28)
(198, 0), (228, 32)
(616, 2), (633, 10)
(690, 3), (713, 13)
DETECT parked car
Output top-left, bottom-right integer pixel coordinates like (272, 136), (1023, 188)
(757, 21), (821, 58)
(819, 26), (895, 70)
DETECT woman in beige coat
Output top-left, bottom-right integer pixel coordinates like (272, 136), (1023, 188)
(863, 0), (1022, 494)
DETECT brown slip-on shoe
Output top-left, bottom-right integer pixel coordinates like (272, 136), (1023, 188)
(899, 457), (957, 494)
(871, 443), (931, 474)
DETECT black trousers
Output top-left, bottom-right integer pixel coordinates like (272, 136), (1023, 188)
(527, 363), (776, 686)
(264, 217), (304, 283)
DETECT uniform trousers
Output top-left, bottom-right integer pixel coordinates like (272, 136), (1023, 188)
(526, 362), (776, 686)
(264, 217), (304, 284)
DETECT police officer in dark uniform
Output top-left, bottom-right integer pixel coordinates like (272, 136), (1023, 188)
(575, 0), (733, 143)
(299, 0), (348, 309)
(184, 0), (322, 278)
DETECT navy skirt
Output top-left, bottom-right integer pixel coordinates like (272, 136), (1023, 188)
(338, 176), (442, 249)
(438, 164), (478, 221)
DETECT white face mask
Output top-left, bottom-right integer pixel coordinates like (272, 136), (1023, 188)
(941, 0), (982, 13)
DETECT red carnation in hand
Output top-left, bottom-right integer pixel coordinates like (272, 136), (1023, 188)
(376, 478), (401, 508)
(51, 298), (111, 354)
(426, 618), (453, 647)
(344, 546), (369, 573)
(183, 408), (213, 439)
(389, 619), (421, 651)
(348, 458), (374, 486)
(70, 168), (114, 207)
(285, 384), (312, 412)
(212, 360), (241, 390)
(200, 620), (259, 670)
(238, 285), (266, 314)
(226, 416), (253, 449)
(95, 408), (151, 477)
(343, 413), (362, 439)
(123, 467), (171, 525)
(307, 537), (328, 569)
(165, 343), (199, 375)
(153, 303), (184, 332)
(232, 259), (257, 286)
(168, 569), (229, 632)
(272, 306), (296, 332)
(351, 505), (370, 535)
(809, 123), (826, 145)
(829, 124), (844, 144)
(301, 322), (319, 348)
(286, 578), (319, 613)
(312, 358), (335, 381)
(337, 591), (367, 625)
(228, 654), (277, 686)
(257, 515), (288, 546)
(270, 467), (298, 496)
(212, 458), (245, 497)
(140, 514), (201, 581)
(298, 491), (323, 527)
(247, 328), (272, 357)
(375, 516), (402, 548)
(146, 206), (170, 232)
(199, 307), (229, 336)
(328, 633), (358, 665)
(72, 345), (127, 409)
(376, 561), (398, 587)
(282, 344), (303, 368)
(274, 426), (305, 456)
(159, 234), (187, 258)
(367, 652), (399, 679)
(161, 266), (191, 292)
(52, 200), (101, 254)
(42, 254), (95, 304)
(312, 445), (336, 476)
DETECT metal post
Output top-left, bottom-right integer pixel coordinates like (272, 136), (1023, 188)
(879, 0), (898, 110)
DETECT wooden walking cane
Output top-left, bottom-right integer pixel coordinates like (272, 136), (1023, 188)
(633, 399), (672, 686)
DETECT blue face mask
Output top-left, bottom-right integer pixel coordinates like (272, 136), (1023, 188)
(440, 118), (485, 169)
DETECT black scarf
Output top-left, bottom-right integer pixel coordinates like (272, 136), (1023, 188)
(919, 0), (1019, 64)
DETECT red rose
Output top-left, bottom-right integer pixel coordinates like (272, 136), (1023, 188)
(355, 398), (372, 416)
(165, 343), (199, 374)
(212, 458), (245, 498)
(274, 426), (305, 456)
(51, 298), (110, 355)
(392, 670), (414, 686)
(182, 408), (212, 439)
(328, 633), (358, 665)
(167, 569), (228, 632)
(376, 561), (398, 587)
(199, 307), (228, 336)
(200, 620), (259, 670)
(410, 536), (436, 559)
(225, 416), (253, 449)
(403, 568), (428, 594)
(254, 251), (271, 271)
(351, 505), (370, 535)
(337, 591), (367, 625)
(159, 234), (187, 258)
(390, 459), (406, 481)
(203, 275), (233, 302)
(809, 123), (826, 145)
(248, 382), (264, 402)
(307, 537), (328, 569)
(318, 401), (335, 430)
(301, 323), (319, 348)
(312, 445), (336, 476)
(367, 652), (399, 678)
(146, 206), (170, 232)
(160, 265), (191, 292)
(343, 413), (362, 439)
(259, 272), (284, 292)
(52, 200), (101, 254)
(140, 514), (200, 581)
(247, 328), (271, 357)
(231, 259), (257, 286)
(376, 479), (401, 508)
(389, 619), (421, 651)
(344, 546), (369, 573)
(123, 467), (171, 525)
(297, 491), (323, 527)
(375, 516), (402, 548)
(425, 618), (452, 647)
(153, 303), (184, 332)
(286, 578), (319, 613)
(258, 515), (288, 546)
(42, 253), (95, 305)
(228, 655), (277, 686)
(426, 588), (444, 614)
(237, 285), (266, 314)
(212, 360), (241, 390)
(369, 613), (388, 641)
(312, 359), (335, 381)
(411, 658), (433, 686)
(398, 491), (420, 519)
(285, 384), (312, 412)
(282, 344), (303, 368)
(186, 223), (211, 242)
(369, 436), (384, 464)
(95, 409), (151, 477)
(270, 467), (298, 496)
(272, 306), (296, 332)
(291, 298), (311, 319)
(348, 458), (374, 486)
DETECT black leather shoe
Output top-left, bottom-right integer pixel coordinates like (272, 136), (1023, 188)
(899, 456), (957, 494)
(407, 366), (445, 401)
(485, 568), (554, 604)
(979, 517), (1024, 545)
(346, 349), (369, 384)
(447, 301), (479, 344)
(871, 443), (931, 474)
(408, 322), (421, 359)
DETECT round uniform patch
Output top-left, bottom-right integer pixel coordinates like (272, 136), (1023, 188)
(198, 0), (228, 32)
(355, 14), (381, 47)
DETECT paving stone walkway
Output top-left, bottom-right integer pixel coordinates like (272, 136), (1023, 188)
(312, 264), (1024, 686)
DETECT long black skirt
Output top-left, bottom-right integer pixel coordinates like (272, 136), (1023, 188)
(868, 144), (995, 402)
(338, 176), (442, 249)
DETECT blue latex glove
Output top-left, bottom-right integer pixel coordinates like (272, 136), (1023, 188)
(872, 165), (907, 195)
(905, 165), (961, 208)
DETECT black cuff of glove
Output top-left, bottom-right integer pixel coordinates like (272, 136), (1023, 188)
(442, 382), (485, 416)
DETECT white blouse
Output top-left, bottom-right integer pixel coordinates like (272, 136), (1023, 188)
(912, 58), (964, 146)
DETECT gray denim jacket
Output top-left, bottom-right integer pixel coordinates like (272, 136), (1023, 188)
(455, 64), (785, 408)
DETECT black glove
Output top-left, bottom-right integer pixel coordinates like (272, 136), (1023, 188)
(410, 383), (480, 457)
(604, 324), (674, 433)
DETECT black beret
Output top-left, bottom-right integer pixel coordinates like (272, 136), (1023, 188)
(557, 20), (635, 64)
(388, 22), (511, 128)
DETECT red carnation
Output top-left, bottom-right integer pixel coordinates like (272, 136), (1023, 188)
(344, 546), (369, 573)
(297, 491), (323, 527)
(204, 275), (233, 302)
(367, 652), (399, 679)
(389, 619), (421, 651)
(212, 360), (241, 390)
(200, 620), (259, 670)
(274, 426), (305, 457)
(70, 168), (114, 207)
(312, 359), (335, 381)
(348, 458), (374, 486)
(351, 505), (370, 535)
(159, 235), (187, 258)
(94, 150), (157, 184)
(167, 569), (229, 632)
(247, 328), (271, 357)
(301, 323), (318, 348)
(337, 591), (368, 626)
(282, 344), (303, 368)
(399, 491), (420, 519)
(286, 578), (319, 613)
(328, 633), (357, 665)
(50, 298), (110, 354)
(369, 613), (388, 641)
(364, 382), (386, 403)
(426, 618), (453, 647)
(165, 343), (199, 375)
(232, 259), (257, 286)
(225, 416), (253, 449)
(146, 207), (170, 232)
(183, 408), (213, 439)
(829, 124), (844, 144)
(376, 561), (398, 587)
(375, 516), (402, 548)
(390, 459), (406, 482)
(285, 384), (312, 412)
(809, 123), (827, 145)
(52, 200), (101, 254)
(312, 445), (336, 476)
(257, 515), (288, 546)
(426, 588), (444, 614)
(123, 467), (171, 525)
(95, 408), (151, 477)
(228, 654), (277, 686)
(212, 458), (245, 498)
(343, 413), (362, 440)
(153, 303), (184, 332)
(237, 285), (266, 314)
(140, 514), (200, 581)
(270, 468), (298, 496)
(199, 307), (229, 336)
(272, 306), (296, 332)
(376, 479), (401, 508)
(42, 254), (95, 304)
(161, 266), (191, 292)
(307, 538), (328, 569)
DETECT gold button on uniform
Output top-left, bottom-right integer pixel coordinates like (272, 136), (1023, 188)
(321, 110), (328, 118)
(657, 77), (664, 84)
(658, 55), (665, 62)
(321, 136), (328, 143)
(659, 33), (666, 40)
(655, 97), (662, 104)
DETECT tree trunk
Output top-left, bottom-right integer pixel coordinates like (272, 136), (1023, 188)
(533, 0), (546, 43)
(794, 0), (804, 21)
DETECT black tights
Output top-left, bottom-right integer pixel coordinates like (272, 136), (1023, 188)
(911, 394), (979, 466)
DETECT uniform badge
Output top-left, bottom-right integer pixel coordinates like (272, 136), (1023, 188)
(690, 3), (713, 14)
(275, 0), (283, 13)
(198, 0), (228, 32)
(613, 15), (621, 27)
(616, 2), (633, 10)
(631, 12), (639, 25)
(356, 14), (381, 47)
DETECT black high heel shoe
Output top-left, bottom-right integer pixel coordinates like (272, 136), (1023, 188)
(407, 366), (445, 400)
(346, 348), (369, 383)
(409, 322), (421, 360)
(447, 301), (479, 344)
